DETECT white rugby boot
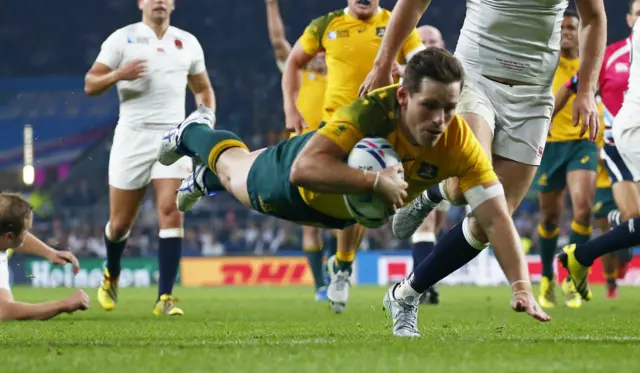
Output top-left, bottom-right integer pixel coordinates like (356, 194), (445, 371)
(392, 191), (438, 240)
(326, 255), (351, 314)
(176, 161), (218, 212)
(158, 104), (216, 166)
(382, 284), (421, 337)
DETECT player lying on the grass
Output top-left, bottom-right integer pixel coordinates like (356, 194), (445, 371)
(158, 48), (550, 334)
(0, 193), (89, 321)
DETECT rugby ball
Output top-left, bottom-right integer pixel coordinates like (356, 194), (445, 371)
(344, 137), (401, 228)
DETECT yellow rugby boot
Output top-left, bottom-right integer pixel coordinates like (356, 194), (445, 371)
(153, 294), (184, 316)
(562, 277), (583, 309)
(537, 276), (556, 309)
(558, 244), (593, 301)
(97, 268), (118, 311)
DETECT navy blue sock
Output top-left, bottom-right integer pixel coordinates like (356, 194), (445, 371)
(409, 222), (482, 293)
(425, 185), (444, 204)
(412, 241), (435, 270)
(574, 218), (640, 267)
(104, 233), (126, 278)
(158, 237), (182, 298)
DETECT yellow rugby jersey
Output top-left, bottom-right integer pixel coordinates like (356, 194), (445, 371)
(296, 69), (327, 133)
(299, 8), (424, 122)
(298, 84), (498, 220)
(548, 56), (582, 142)
(277, 61), (327, 136)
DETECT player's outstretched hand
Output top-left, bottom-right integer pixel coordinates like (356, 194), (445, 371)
(117, 58), (148, 81)
(510, 291), (551, 322)
(572, 91), (599, 142)
(284, 106), (307, 135)
(374, 164), (408, 211)
(358, 65), (394, 97)
(48, 250), (80, 275)
(64, 290), (90, 313)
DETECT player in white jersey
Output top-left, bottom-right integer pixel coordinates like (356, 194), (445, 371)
(360, 0), (605, 337)
(0, 193), (89, 321)
(84, 0), (215, 316)
(560, 17), (640, 301)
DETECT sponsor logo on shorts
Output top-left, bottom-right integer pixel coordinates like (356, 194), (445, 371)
(538, 146), (544, 157)
(581, 155), (590, 164)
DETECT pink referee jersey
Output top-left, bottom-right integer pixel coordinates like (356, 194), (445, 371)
(599, 37), (632, 143)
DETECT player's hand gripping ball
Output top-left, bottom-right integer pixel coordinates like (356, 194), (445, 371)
(344, 137), (402, 228)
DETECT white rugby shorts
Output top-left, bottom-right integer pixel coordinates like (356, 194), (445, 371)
(456, 69), (554, 166)
(605, 126), (640, 182)
(109, 124), (192, 190)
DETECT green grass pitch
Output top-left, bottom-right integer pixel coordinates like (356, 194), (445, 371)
(1, 285), (639, 373)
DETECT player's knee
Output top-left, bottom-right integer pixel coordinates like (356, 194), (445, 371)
(618, 205), (640, 221)
(572, 205), (592, 226)
(157, 207), (183, 229)
(540, 211), (560, 228)
(107, 220), (132, 241)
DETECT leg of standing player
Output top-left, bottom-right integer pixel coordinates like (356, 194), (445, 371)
(98, 124), (150, 312)
(152, 177), (185, 316)
(411, 211), (438, 305)
(302, 225), (328, 301)
(536, 185), (564, 309)
(560, 129), (640, 300)
(326, 224), (366, 313)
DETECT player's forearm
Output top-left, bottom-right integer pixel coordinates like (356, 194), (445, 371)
(474, 199), (532, 289)
(15, 232), (56, 259)
(266, 0), (286, 45)
(0, 298), (69, 321)
(576, 6), (607, 94)
(282, 60), (303, 109)
(552, 86), (572, 118)
(195, 89), (216, 112)
(290, 156), (377, 194)
(373, 0), (431, 72)
(84, 70), (120, 96)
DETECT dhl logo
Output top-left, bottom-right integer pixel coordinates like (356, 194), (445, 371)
(180, 257), (314, 286)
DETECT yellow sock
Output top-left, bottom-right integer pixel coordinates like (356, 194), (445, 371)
(303, 245), (323, 252)
(336, 250), (355, 263)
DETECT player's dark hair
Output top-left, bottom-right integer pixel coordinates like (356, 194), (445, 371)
(0, 193), (32, 237)
(564, 9), (579, 19)
(403, 47), (464, 95)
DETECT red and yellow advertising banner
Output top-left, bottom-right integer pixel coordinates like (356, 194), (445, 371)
(180, 257), (314, 286)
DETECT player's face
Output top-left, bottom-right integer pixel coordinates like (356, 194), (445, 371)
(560, 16), (579, 51)
(347, 0), (379, 20)
(398, 78), (461, 147)
(139, 0), (175, 22)
(628, 0), (640, 29)
(418, 28), (445, 49)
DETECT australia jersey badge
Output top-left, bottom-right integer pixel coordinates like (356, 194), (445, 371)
(416, 162), (438, 180)
(376, 27), (386, 37)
